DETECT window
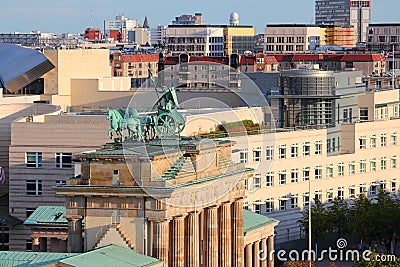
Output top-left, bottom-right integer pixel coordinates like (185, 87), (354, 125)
(337, 187), (344, 200)
(266, 173), (274, 187)
(279, 199), (287, 211)
(326, 166), (333, 178)
(314, 191), (322, 202)
(391, 182), (396, 192)
(360, 184), (367, 195)
(349, 187), (355, 199)
(381, 157), (387, 170)
(381, 181), (387, 191)
(26, 152), (42, 168)
(56, 153), (72, 168)
(279, 172), (286, 185)
(359, 107), (369, 121)
(291, 196), (298, 209)
(370, 184), (377, 196)
(303, 168), (310, 181)
(315, 142), (322, 155)
(303, 142), (310, 156)
(349, 162), (355, 175)
(370, 159), (376, 171)
(327, 139), (331, 153)
(314, 167), (322, 179)
(56, 180), (66, 186)
(253, 174), (261, 189)
(279, 146), (286, 159)
(370, 135), (376, 148)
(290, 144), (298, 158)
(291, 169), (298, 183)
(266, 199), (274, 213)
(359, 137), (366, 149)
(26, 180), (42, 196)
(26, 208), (35, 218)
(253, 148), (261, 162)
(332, 138), (336, 152)
(327, 190), (333, 202)
(303, 194), (310, 208)
(253, 203), (261, 214)
(360, 160), (366, 173)
(26, 240), (33, 252)
(338, 163), (345, 176)
(266, 146), (274, 160)
(240, 149), (248, 163)
(391, 134), (397, 145)
(381, 134), (387, 147)
(391, 157), (397, 169)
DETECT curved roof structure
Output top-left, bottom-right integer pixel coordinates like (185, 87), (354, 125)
(0, 43), (54, 92)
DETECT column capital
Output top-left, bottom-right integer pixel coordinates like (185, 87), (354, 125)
(207, 204), (219, 210)
(173, 214), (186, 220)
(147, 217), (170, 223)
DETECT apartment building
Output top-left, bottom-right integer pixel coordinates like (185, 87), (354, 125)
(264, 24), (322, 52)
(232, 88), (400, 243)
(321, 25), (357, 48)
(8, 114), (110, 251)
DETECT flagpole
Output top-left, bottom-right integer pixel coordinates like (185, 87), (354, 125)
(393, 45), (395, 89)
(308, 177), (312, 267)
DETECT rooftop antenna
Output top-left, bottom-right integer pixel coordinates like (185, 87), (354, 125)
(89, 0), (94, 27)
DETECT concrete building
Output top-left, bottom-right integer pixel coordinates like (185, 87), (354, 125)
(232, 88), (400, 243)
(271, 53), (385, 75)
(264, 24), (322, 52)
(104, 15), (140, 42)
(127, 28), (151, 45)
(366, 23), (400, 72)
(315, 0), (371, 43)
(166, 25), (254, 56)
(84, 28), (102, 41)
(149, 25), (167, 46)
(8, 114), (111, 251)
(172, 13), (203, 25)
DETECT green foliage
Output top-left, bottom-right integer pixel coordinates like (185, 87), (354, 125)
(299, 190), (400, 250)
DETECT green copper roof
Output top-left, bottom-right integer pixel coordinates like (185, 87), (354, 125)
(0, 251), (77, 267)
(23, 206), (67, 225)
(59, 245), (162, 267)
(243, 209), (279, 233)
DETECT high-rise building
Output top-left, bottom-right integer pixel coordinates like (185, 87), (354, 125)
(315, 0), (370, 43)
(104, 15), (140, 42)
(172, 13), (203, 25)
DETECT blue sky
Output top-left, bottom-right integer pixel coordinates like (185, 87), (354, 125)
(1, 0), (399, 34)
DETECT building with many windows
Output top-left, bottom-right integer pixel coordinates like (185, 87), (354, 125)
(315, 0), (371, 43)
(264, 24), (322, 52)
(232, 88), (400, 244)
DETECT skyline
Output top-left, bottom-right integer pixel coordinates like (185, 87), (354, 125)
(1, 0), (400, 34)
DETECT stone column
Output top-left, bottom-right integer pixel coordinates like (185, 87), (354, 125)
(204, 205), (219, 267)
(186, 211), (199, 267)
(32, 237), (40, 252)
(232, 198), (244, 267)
(260, 238), (267, 267)
(219, 202), (232, 267)
(253, 241), (260, 267)
(66, 215), (83, 253)
(245, 244), (253, 267)
(267, 236), (274, 267)
(152, 219), (170, 267)
(171, 215), (185, 267)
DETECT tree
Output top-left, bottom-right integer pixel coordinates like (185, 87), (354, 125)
(298, 199), (330, 248)
(326, 198), (352, 238)
(351, 194), (375, 244)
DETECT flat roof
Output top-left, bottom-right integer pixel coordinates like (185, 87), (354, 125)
(369, 23), (400, 27)
(167, 24), (253, 28)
